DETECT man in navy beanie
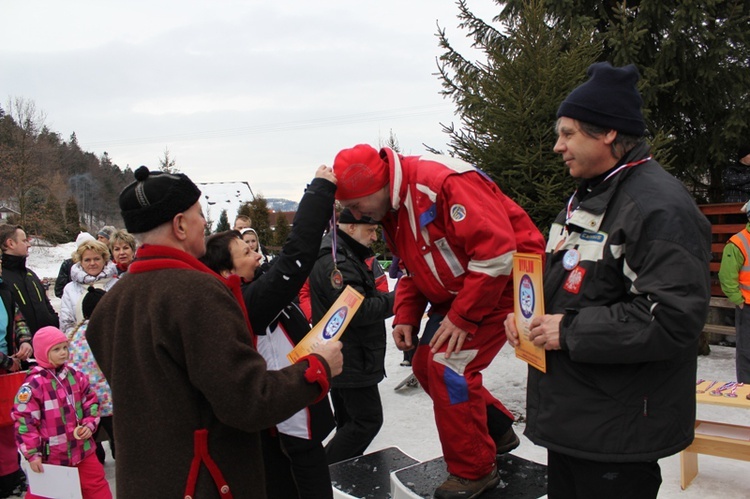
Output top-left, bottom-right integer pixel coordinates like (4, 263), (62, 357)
(505, 62), (712, 498)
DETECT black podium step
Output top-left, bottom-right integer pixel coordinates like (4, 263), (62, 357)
(391, 453), (547, 498)
(330, 446), (420, 498)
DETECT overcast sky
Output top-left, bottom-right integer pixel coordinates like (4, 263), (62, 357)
(1, 0), (500, 201)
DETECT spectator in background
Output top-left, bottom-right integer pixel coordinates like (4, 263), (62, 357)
(241, 228), (269, 265)
(59, 240), (118, 335)
(0, 256), (33, 498)
(96, 226), (117, 246)
(55, 232), (97, 298)
(309, 208), (395, 464)
(719, 199), (750, 382)
(67, 286), (115, 465)
(109, 229), (136, 275)
(233, 215), (251, 232)
(0, 225), (59, 336)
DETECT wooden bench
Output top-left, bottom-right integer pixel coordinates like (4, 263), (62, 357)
(704, 297), (736, 337)
(680, 380), (750, 489)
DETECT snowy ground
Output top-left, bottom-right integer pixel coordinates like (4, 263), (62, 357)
(22, 243), (750, 498)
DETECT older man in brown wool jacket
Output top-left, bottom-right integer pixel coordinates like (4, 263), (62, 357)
(87, 165), (343, 499)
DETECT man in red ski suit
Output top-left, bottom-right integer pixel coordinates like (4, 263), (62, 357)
(332, 144), (545, 499)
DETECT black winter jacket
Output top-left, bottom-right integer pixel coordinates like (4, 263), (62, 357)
(526, 141), (712, 462)
(54, 258), (74, 298)
(1, 254), (59, 335)
(242, 177), (336, 442)
(310, 230), (394, 388)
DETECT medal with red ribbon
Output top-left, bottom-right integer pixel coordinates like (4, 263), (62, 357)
(330, 209), (343, 290)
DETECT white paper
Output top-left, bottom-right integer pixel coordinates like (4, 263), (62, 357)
(21, 458), (82, 499)
(695, 422), (750, 441)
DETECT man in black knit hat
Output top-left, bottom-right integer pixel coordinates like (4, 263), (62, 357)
(505, 62), (712, 498)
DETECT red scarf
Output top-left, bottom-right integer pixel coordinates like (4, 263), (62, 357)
(129, 244), (255, 341)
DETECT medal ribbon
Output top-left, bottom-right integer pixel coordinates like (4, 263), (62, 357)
(330, 208), (338, 269)
(52, 369), (81, 426)
(329, 206), (344, 289)
(565, 156), (652, 227)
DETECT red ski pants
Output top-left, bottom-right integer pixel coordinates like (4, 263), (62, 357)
(412, 313), (513, 480)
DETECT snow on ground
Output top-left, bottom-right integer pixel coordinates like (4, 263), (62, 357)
(23, 244), (750, 498)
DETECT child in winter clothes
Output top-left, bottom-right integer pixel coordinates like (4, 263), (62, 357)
(12, 326), (112, 499)
(67, 287), (114, 464)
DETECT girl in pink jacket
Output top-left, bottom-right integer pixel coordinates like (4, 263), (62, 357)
(12, 326), (111, 499)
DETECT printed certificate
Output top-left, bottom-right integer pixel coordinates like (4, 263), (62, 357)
(512, 253), (546, 373)
(287, 285), (364, 363)
(21, 459), (82, 499)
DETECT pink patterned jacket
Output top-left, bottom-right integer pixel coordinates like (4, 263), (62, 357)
(12, 364), (100, 466)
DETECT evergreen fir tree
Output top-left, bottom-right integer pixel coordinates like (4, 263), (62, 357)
(435, 0), (600, 230)
(500, 0), (750, 202)
(237, 202), (252, 219)
(249, 195), (272, 249)
(64, 196), (82, 240)
(204, 215), (214, 237)
(216, 209), (230, 233)
(274, 213), (291, 247)
(42, 194), (66, 243)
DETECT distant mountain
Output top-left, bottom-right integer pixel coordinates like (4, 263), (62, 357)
(267, 198), (299, 212)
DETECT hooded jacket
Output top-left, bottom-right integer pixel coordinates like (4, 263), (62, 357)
(13, 364), (99, 466)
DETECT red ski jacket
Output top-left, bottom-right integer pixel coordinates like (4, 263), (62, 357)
(380, 148), (545, 334)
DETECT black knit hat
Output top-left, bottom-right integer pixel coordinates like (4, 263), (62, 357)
(338, 208), (378, 225)
(119, 166), (202, 233)
(738, 144), (750, 162)
(82, 286), (107, 320)
(557, 62), (646, 137)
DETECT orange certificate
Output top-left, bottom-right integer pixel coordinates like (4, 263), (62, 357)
(512, 253), (546, 373)
(287, 285), (364, 363)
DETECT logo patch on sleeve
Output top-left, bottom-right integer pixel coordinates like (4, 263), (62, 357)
(16, 385), (32, 404)
(450, 204), (467, 222)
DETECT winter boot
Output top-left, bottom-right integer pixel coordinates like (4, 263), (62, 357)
(493, 426), (520, 455)
(433, 465), (499, 499)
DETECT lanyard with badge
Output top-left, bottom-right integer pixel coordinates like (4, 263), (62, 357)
(561, 156), (652, 271)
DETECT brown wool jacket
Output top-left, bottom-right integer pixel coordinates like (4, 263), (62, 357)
(87, 249), (329, 498)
